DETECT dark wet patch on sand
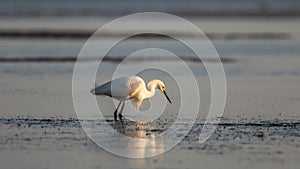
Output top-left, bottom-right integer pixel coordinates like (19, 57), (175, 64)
(0, 30), (291, 40)
(0, 117), (299, 158)
(0, 56), (236, 64)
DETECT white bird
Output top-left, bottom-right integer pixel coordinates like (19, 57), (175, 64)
(91, 76), (172, 121)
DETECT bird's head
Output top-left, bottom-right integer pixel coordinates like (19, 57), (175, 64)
(154, 80), (172, 104)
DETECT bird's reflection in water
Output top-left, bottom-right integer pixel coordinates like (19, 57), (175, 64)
(110, 119), (165, 158)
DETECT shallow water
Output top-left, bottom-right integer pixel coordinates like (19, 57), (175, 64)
(1, 39), (300, 58)
(1, 117), (299, 155)
(1, 0), (299, 17)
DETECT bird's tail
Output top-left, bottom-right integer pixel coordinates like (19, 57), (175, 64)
(90, 88), (95, 95)
(90, 83), (97, 95)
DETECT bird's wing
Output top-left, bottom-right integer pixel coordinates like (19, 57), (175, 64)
(110, 76), (132, 99)
(93, 76), (135, 100)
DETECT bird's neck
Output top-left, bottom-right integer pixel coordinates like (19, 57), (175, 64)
(144, 82), (156, 99)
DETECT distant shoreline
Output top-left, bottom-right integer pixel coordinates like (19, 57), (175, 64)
(1, 12), (300, 18)
(0, 56), (236, 63)
(0, 30), (291, 40)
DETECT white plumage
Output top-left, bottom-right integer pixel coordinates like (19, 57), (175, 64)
(91, 76), (172, 121)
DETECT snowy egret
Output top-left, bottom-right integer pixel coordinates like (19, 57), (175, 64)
(91, 76), (172, 121)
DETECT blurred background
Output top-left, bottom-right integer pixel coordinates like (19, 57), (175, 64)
(0, 1), (300, 169)
(1, 0), (300, 17)
(0, 0), (300, 60)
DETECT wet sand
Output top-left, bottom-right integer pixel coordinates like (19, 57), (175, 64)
(0, 116), (299, 169)
(0, 57), (300, 168)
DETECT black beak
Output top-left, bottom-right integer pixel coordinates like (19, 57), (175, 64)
(163, 91), (172, 104)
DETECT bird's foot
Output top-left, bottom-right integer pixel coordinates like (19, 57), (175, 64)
(118, 113), (123, 121)
(114, 110), (118, 121)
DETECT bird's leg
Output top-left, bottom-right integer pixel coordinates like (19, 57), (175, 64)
(119, 101), (125, 121)
(114, 101), (122, 121)
(135, 99), (143, 111)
